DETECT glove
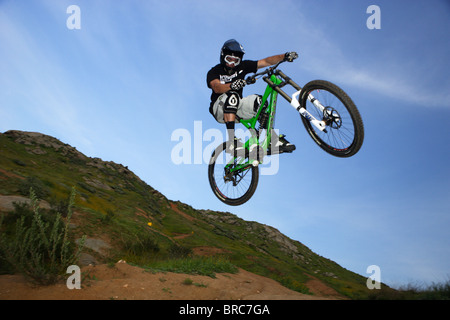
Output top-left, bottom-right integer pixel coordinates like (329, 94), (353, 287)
(230, 79), (246, 91)
(284, 52), (298, 62)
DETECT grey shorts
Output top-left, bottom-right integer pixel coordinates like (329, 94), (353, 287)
(211, 93), (260, 123)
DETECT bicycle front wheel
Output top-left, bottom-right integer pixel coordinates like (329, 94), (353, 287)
(299, 80), (364, 157)
(208, 142), (259, 206)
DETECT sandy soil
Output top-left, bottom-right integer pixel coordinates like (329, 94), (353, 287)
(0, 262), (345, 300)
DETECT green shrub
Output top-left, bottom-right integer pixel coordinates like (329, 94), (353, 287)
(18, 177), (50, 199)
(122, 234), (160, 257)
(168, 243), (192, 259)
(0, 187), (85, 285)
(148, 256), (238, 278)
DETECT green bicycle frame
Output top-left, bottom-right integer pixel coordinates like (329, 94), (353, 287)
(226, 74), (287, 173)
(240, 74), (283, 152)
(225, 68), (304, 173)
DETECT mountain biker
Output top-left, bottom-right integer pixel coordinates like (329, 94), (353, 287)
(207, 39), (297, 155)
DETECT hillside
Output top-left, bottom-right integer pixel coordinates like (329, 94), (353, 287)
(0, 130), (380, 299)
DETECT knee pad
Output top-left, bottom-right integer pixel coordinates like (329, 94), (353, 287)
(253, 95), (263, 112)
(223, 91), (240, 114)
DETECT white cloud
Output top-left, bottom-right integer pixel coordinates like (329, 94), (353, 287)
(294, 32), (450, 108)
(303, 57), (450, 108)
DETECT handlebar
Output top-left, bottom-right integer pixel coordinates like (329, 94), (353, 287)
(246, 53), (298, 85)
(244, 54), (303, 105)
(246, 60), (284, 85)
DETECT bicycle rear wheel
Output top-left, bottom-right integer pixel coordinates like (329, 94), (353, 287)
(299, 80), (364, 157)
(208, 142), (259, 206)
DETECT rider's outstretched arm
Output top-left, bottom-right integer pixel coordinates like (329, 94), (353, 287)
(257, 54), (285, 69)
(257, 52), (298, 69)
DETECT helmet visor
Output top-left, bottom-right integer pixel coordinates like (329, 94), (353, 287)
(224, 54), (241, 67)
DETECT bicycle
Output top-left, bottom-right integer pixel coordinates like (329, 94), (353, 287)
(208, 57), (364, 206)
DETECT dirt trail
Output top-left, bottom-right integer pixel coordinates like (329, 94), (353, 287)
(0, 262), (345, 300)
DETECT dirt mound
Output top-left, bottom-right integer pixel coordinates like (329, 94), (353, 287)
(0, 262), (344, 300)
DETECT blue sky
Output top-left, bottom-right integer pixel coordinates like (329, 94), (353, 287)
(1, 0), (449, 288)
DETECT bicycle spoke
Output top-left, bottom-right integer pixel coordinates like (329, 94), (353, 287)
(305, 87), (356, 151)
(211, 146), (255, 202)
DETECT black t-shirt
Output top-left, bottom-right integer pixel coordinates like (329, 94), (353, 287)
(206, 60), (258, 108)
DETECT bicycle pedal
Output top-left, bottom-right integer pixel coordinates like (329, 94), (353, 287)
(267, 146), (296, 155)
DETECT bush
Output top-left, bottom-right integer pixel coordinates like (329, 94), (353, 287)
(122, 234), (160, 257)
(168, 243), (192, 259)
(18, 176), (50, 199)
(148, 256), (238, 278)
(49, 196), (71, 218)
(0, 187), (85, 285)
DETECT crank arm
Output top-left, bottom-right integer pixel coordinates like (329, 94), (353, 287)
(290, 91), (327, 132)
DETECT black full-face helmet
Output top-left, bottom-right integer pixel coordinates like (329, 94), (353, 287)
(220, 39), (245, 73)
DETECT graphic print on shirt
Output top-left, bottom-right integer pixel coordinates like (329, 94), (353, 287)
(219, 70), (244, 84)
(220, 72), (237, 84)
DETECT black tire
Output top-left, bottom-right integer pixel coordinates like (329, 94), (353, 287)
(208, 142), (259, 206)
(299, 80), (364, 157)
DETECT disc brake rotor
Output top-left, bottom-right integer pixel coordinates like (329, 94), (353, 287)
(323, 106), (342, 129)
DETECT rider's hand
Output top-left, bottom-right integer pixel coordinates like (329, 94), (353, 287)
(230, 79), (246, 91)
(284, 52), (298, 62)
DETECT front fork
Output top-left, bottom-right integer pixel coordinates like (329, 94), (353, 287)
(290, 91), (328, 133)
(269, 70), (329, 133)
